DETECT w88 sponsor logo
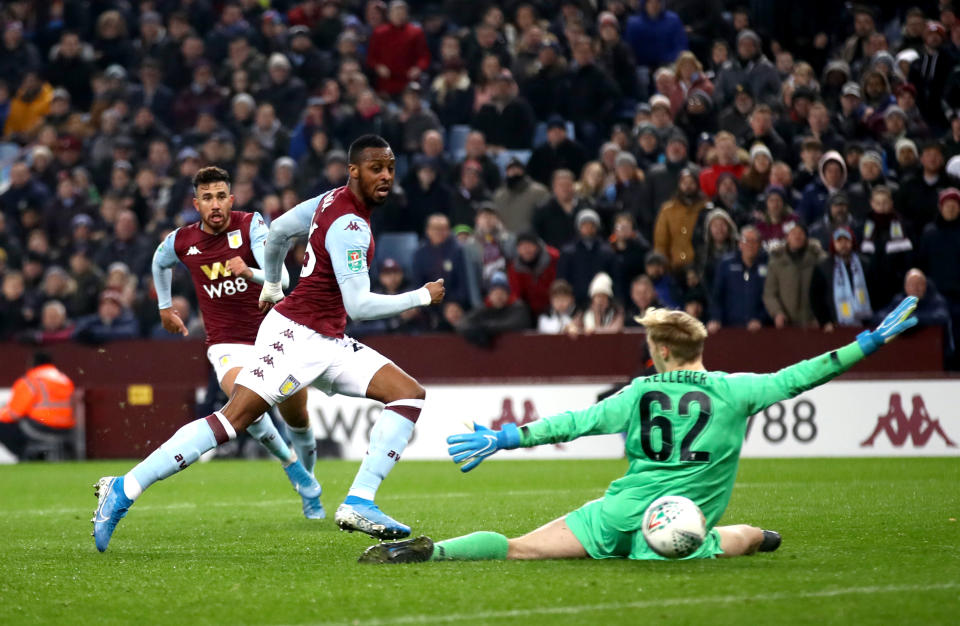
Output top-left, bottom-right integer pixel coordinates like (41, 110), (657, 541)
(745, 398), (817, 444)
(203, 276), (249, 299)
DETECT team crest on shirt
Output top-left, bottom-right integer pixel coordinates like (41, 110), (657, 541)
(219, 354), (231, 367)
(278, 374), (300, 397)
(346, 249), (364, 272)
(227, 229), (243, 249)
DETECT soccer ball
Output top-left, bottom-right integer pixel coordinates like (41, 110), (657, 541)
(642, 495), (707, 559)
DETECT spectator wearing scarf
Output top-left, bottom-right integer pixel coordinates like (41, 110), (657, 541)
(859, 185), (914, 309)
(812, 226), (872, 329)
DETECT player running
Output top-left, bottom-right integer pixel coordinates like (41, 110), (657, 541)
(359, 298), (919, 564)
(137, 165), (322, 522)
(92, 135), (444, 552)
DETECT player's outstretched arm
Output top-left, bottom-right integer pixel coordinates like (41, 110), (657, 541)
(732, 296), (918, 416)
(448, 385), (638, 472)
(152, 231), (187, 336)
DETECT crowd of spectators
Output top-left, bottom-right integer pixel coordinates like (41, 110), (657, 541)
(0, 0), (956, 366)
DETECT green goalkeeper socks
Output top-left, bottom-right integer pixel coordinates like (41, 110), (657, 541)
(429, 531), (509, 561)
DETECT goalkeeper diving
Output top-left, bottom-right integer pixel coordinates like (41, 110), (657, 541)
(359, 297), (920, 563)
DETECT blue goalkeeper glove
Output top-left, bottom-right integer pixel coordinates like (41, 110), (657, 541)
(857, 296), (919, 356)
(447, 422), (521, 472)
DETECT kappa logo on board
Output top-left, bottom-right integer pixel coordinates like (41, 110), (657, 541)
(861, 393), (957, 448)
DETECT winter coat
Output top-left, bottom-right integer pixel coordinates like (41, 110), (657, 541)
(624, 4), (688, 69)
(557, 237), (618, 306)
(709, 250), (769, 326)
(366, 22), (431, 96)
(508, 243), (560, 317)
(919, 215), (960, 306)
(493, 176), (551, 235)
(653, 194), (709, 270)
(762, 240), (827, 325)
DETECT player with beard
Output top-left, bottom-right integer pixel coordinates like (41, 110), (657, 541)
(93, 136), (445, 551)
(143, 166), (323, 523)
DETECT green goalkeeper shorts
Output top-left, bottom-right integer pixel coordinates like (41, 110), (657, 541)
(565, 497), (723, 561)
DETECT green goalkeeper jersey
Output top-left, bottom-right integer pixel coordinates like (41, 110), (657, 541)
(518, 342), (866, 531)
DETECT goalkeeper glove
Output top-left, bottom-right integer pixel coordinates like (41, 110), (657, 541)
(447, 423), (521, 472)
(856, 296), (919, 356)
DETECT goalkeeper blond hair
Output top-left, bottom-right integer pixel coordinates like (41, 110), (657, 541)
(635, 307), (707, 363)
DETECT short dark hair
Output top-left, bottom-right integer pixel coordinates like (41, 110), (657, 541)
(193, 166), (231, 195)
(348, 134), (391, 164)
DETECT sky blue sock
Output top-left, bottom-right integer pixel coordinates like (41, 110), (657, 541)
(287, 423), (317, 474)
(247, 415), (294, 465)
(347, 400), (421, 501)
(124, 413), (235, 500)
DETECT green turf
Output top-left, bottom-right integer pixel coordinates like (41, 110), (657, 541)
(1, 458), (958, 625)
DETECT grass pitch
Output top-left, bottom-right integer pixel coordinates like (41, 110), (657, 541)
(1, 457), (958, 625)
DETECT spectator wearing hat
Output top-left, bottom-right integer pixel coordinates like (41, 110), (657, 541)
(67, 247), (103, 317)
(811, 226), (873, 329)
(606, 152), (651, 237)
(493, 158), (551, 235)
(698, 131), (744, 198)
(537, 278), (577, 334)
(72, 288), (140, 343)
(597, 10), (639, 102)
(719, 82), (755, 143)
(366, 0), (431, 97)
(456, 270), (531, 347)
(624, 0), (687, 72)
(471, 69), (537, 150)
(392, 82), (442, 155)
(527, 115), (588, 186)
(835, 82), (867, 141)
(798, 150), (850, 224)
(431, 58), (474, 128)
(557, 208), (617, 306)
(859, 185), (914, 309)
(412, 213), (471, 309)
(908, 20), (957, 129)
(256, 52), (308, 128)
(508, 231), (560, 318)
(567, 271), (624, 335)
(739, 143), (773, 206)
(847, 150), (898, 219)
(653, 168), (708, 272)
(648, 92), (679, 143)
(897, 141), (960, 231)
(715, 30), (780, 107)
(755, 185), (800, 250)
(707, 225), (768, 332)
(44, 31), (96, 112)
(645, 130), (697, 219)
(711, 171), (753, 227)
(288, 26), (333, 90)
(4, 71), (53, 140)
(809, 190), (863, 251)
(919, 188), (960, 314)
(643, 250), (680, 308)
(763, 223), (827, 329)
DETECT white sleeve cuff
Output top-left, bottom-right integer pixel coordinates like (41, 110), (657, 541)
(415, 287), (432, 306)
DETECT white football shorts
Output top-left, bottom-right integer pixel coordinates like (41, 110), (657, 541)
(206, 342), (257, 384)
(234, 309), (393, 406)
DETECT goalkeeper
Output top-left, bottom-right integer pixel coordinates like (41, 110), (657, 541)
(360, 298), (919, 564)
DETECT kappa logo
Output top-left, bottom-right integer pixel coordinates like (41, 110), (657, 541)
(345, 220), (362, 232)
(271, 342), (285, 354)
(281, 329), (294, 339)
(261, 355), (274, 367)
(186, 246), (201, 256)
(861, 393), (958, 448)
(278, 375), (300, 396)
(251, 368), (265, 380)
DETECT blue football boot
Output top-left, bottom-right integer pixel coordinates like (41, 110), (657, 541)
(283, 459), (325, 519)
(91, 476), (133, 552)
(334, 496), (411, 539)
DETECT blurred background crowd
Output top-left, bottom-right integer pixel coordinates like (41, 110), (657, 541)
(0, 0), (957, 366)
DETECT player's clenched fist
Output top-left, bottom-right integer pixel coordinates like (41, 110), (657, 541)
(424, 278), (445, 304)
(159, 307), (188, 336)
(226, 256), (252, 279)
